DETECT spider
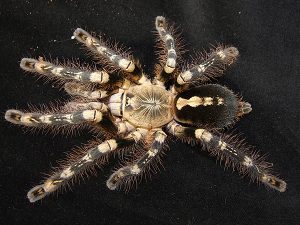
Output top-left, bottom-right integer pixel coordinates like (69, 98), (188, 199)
(5, 16), (286, 203)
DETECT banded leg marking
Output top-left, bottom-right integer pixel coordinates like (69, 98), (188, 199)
(167, 121), (286, 192)
(20, 58), (109, 84)
(73, 28), (134, 72)
(107, 129), (167, 190)
(155, 16), (177, 75)
(177, 47), (239, 85)
(5, 109), (103, 126)
(27, 134), (142, 203)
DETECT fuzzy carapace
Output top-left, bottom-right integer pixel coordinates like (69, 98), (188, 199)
(5, 16), (286, 203)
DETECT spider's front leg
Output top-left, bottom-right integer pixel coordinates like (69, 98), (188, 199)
(107, 129), (167, 190)
(167, 121), (287, 192)
(73, 28), (148, 84)
(155, 16), (178, 83)
(27, 128), (148, 202)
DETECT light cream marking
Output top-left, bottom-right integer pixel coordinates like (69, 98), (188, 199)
(118, 58), (135, 72)
(90, 71), (109, 83)
(218, 140), (227, 150)
(43, 180), (57, 192)
(130, 165), (141, 174)
(216, 97), (224, 105)
(242, 156), (253, 167)
(177, 71), (192, 84)
(165, 34), (173, 41)
(195, 129), (205, 139)
(82, 110), (102, 122)
(81, 153), (93, 162)
(97, 139), (118, 153)
(39, 115), (53, 124)
(217, 50), (226, 59)
(176, 96), (201, 110)
(155, 132), (167, 143)
(167, 121), (182, 135)
(148, 149), (158, 157)
(190, 128), (214, 142)
(34, 62), (50, 73)
(60, 167), (75, 179)
(96, 46), (107, 54)
(51, 67), (64, 76)
(203, 97), (213, 106)
(197, 64), (206, 73)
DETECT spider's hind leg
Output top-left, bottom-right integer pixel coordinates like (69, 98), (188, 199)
(167, 121), (286, 192)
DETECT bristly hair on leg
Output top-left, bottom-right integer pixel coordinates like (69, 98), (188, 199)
(106, 132), (169, 192)
(202, 131), (286, 192)
(177, 43), (239, 85)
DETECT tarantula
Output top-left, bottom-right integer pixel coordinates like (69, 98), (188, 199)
(5, 16), (286, 203)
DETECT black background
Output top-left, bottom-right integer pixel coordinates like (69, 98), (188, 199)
(1, 0), (299, 224)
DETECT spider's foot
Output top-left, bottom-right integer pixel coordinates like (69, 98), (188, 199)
(261, 174), (287, 192)
(5, 109), (36, 126)
(106, 166), (136, 190)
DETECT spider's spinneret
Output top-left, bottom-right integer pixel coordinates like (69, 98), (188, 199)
(5, 16), (286, 203)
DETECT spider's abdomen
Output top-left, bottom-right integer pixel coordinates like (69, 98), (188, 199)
(174, 84), (238, 128)
(109, 85), (174, 129)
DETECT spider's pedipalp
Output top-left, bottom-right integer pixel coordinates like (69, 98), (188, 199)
(20, 58), (110, 84)
(177, 46), (239, 86)
(107, 129), (167, 190)
(5, 109), (103, 126)
(167, 121), (287, 192)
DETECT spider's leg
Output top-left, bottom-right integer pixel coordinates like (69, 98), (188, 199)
(5, 102), (107, 127)
(106, 129), (167, 190)
(27, 128), (147, 202)
(155, 16), (177, 83)
(176, 46), (239, 87)
(167, 121), (287, 192)
(73, 28), (148, 84)
(20, 58), (112, 85)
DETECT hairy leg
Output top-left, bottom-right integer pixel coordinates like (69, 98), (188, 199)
(27, 128), (148, 202)
(73, 28), (148, 84)
(107, 129), (167, 190)
(176, 46), (239, 87)
(167, 121), (286, 192)
(155, 16), (178, 83)
(21, 58), (110, 84)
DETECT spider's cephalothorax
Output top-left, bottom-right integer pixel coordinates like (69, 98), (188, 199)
(5, 16), (286, 202)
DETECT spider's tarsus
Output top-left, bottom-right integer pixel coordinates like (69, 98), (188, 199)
(261, 175), (287, 192)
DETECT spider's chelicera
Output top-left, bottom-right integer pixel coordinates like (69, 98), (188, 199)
(5, 16), (286, 203)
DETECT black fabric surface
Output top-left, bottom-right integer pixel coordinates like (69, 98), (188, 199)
(1, 1), (299, 224)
